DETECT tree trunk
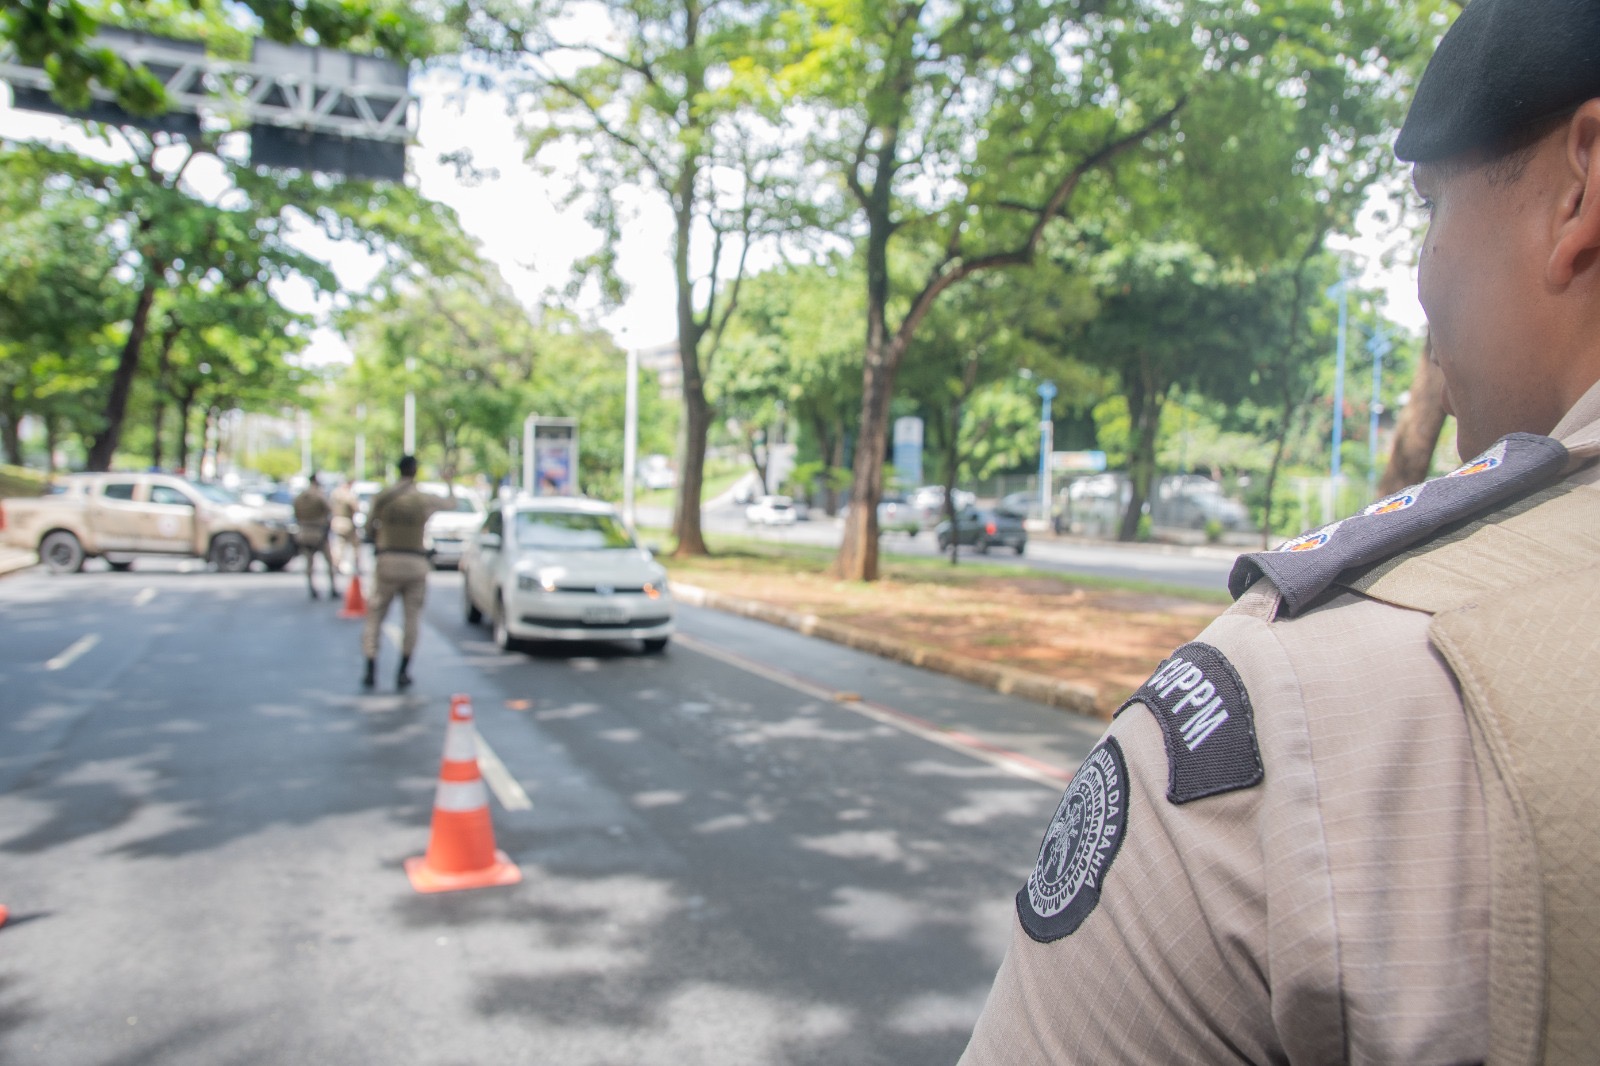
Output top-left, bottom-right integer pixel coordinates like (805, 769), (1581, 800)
(176, 391), (196, 476)
(1118, 370), (1164, 542)
(673, 384), (711, 555)
(1377, 332), (1448, 494)
(837, 342), (895, 580)
(86, 262), (163, 471)
(0, 408), (20, 467)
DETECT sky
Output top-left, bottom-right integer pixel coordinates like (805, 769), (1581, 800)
(0, 65), (1428, 370)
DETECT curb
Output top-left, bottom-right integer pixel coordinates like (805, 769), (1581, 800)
(671, 582), (1104, 719)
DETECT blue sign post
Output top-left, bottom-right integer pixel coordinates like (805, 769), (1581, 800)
(1037, 381), (1058, 515)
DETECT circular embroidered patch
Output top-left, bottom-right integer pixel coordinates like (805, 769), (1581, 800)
(1018, 738), (1128, 942)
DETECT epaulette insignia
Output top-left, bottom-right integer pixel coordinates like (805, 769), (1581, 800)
(1117, 642), (1262, 804)
(1018, 738), (1128, 942)
(1228, 433), (1570, 615)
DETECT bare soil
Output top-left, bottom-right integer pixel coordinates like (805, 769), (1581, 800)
(666, 547), (1227, 715)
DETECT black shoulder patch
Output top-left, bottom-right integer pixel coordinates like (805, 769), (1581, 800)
(1116, 642), (1262, 805)
(1228, 433), (1570, 616)
(1017, 738), (1128, 943)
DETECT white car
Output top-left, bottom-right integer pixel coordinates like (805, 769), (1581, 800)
(419, 483), (487, 569)
(460, 496), (673, 654)
(745, 495), (797, 526)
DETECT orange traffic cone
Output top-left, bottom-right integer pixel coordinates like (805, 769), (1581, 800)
(0, 904), (8, 928)
(338, 573), (367, 619)
(405, 695), (522, 894)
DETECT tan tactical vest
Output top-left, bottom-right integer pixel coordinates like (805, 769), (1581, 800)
(1342, 478), (1600, 1066)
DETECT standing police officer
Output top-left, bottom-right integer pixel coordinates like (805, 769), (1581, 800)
(292, 474), (339, 601)
(960, 1), (1600, 1061)
(361, 455), (454, 689)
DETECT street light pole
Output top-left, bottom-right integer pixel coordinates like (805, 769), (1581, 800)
(1326, 276), (1350, 522)
(403, 356), (416, 455)
(622, 345), (639, 528)
(1037, 381), (1057, 516)
(1367, 327), (1392, 498)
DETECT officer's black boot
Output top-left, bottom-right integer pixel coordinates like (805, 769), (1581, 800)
(396, 655), (412, 689)
(361, 658), (375, 688)
(309, 584), (320, 600)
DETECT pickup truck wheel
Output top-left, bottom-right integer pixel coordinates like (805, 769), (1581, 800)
(40, 531), (85, 574)
(211, 533), (251, 573)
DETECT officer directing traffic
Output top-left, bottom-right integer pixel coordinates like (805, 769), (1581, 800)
(960, 0), (1600, 1062)
(361, 455), (455, 689)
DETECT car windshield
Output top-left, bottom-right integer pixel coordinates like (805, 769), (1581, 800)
(515, 509), (635, 550)
(189, 481), (239, 505)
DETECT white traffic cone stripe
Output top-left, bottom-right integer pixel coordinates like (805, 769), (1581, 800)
(434, 778), (489, 812)
(442, 721), (478, 762)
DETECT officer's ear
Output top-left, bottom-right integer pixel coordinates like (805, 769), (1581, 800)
(1548, 100), (1600, 288)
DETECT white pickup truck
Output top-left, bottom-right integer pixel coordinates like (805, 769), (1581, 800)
(0, 472), (297, 574)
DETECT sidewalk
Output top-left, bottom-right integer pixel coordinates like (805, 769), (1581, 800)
(0, 548), (37, 577)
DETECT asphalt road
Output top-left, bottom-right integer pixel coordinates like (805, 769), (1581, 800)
(0, 561), (1107, 1065)
(640, 502), (1241, 593)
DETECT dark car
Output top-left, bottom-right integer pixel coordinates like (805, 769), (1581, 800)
(935, 505), (1027, 554)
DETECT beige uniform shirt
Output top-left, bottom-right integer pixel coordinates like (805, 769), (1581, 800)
(961, 382), (1600, 1066)
(369, 479), (453, 553)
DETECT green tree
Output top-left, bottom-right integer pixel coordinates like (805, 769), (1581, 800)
(460, 0), (812, 555)
(778, 0), (1426, 579)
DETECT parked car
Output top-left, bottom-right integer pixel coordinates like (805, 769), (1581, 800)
(0, 471), (297, 573)
(935, 505), (1028, 554)
(745, 495), (798, 526)
(460, 496), (673, 654)
(877, 491), (922, 535)
(637, 454), (677, 490)
(909, 484), (976, 527)
(418, 483), (486, 569)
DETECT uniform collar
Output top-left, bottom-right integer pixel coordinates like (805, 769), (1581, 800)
(1551, 377), (1600, 445)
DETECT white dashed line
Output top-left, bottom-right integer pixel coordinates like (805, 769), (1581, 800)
(46, 634), (100, 671)
(475, 737), (533, 811)
(133, 588), (156, 607)
(672, 632), (1073, 790)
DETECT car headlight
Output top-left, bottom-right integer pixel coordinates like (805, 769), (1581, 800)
(643, 582), (661, 600)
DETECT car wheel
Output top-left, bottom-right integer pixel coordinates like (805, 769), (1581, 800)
(1015, 540), (1027, 555)
(40, 530), (85, 574)
(978, 538), (990, 555)
(642, 637), (669, 654)
(211, 533), (252, 573)
(464, 581), (483, 625)
(492, 596), (520, 653)
(106, 559), (134, 572)
(937, 536), (950, 552)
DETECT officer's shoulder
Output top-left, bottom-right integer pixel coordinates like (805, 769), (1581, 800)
(1228, 434), (1571, 618)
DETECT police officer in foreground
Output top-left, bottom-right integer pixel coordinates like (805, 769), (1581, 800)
(959, 1), (1600, 1061)
(361, 456), (454, 689)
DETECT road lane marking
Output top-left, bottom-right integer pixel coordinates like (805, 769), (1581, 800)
(475, 736), (533, 811)
(46, 634), (100, 671)
(133, 588), (156, 607)
(672, 632), (1074, 790)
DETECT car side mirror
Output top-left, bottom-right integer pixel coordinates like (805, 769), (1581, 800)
(478, 532), (501, 549)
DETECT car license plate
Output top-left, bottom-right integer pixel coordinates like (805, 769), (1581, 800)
(582, 606), (627, 625)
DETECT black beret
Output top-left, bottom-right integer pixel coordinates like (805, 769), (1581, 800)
(1396, 0), (1600, 163)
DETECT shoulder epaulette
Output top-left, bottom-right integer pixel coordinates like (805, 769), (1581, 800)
(1228, 433), (1571, 617)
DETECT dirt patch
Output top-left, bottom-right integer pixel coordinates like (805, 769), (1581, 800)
(667, 552), (1226, 715)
